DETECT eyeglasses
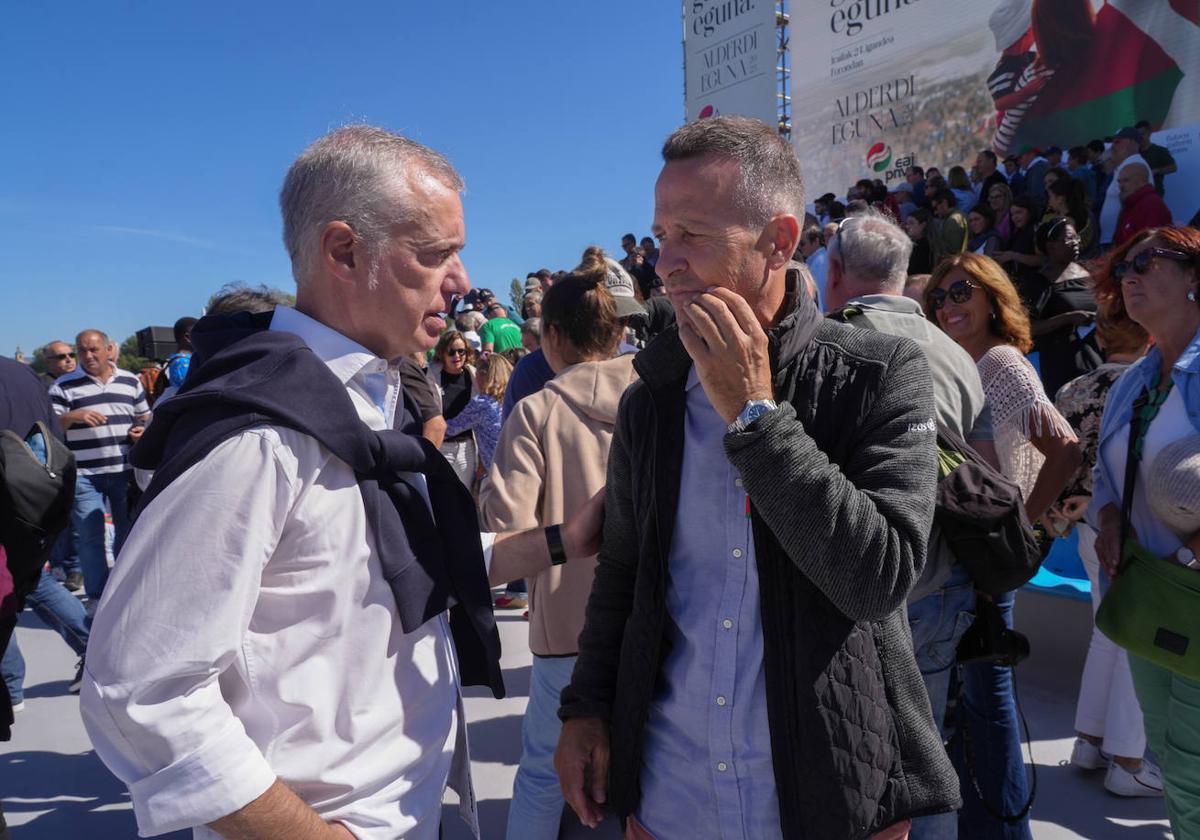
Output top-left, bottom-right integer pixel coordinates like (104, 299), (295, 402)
(446, 348), (468, 357)
(928, 278), (980, 310)
(47, 352), (76, 360)
(1113, 247), (1193, 280)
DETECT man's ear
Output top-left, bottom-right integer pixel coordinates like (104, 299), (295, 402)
(320, 221), (363, 285)
(763, 214), (802, 270)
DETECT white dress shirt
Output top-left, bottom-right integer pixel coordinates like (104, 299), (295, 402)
(82, 306), (474, 839)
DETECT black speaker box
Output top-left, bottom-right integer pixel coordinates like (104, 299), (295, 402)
(137, 326), (178, 361)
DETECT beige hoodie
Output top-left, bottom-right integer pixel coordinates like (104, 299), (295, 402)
(479, 353), (639, 656)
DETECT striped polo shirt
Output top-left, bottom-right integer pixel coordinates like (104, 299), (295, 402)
(49, 365), (150, 475)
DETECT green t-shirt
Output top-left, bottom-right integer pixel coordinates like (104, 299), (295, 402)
(478, 316), (522, 352)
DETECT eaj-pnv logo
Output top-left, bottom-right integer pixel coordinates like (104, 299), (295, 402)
(866, 142), (892, 172)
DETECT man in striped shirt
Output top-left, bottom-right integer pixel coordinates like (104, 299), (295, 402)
(49, 329), (150, 601)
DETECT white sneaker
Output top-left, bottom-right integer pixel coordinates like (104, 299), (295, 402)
(1070, 737), (1109, 770)
(1105, 759), (1165, 797)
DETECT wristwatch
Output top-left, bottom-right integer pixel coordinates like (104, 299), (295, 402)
(1176, 546), (1200, 570)
(728, 399), (778, 434)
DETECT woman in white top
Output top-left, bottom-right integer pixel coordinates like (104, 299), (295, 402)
(925, 252), (1081, 840)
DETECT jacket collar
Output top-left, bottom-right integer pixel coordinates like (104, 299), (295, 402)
(634, 267), (821, 391)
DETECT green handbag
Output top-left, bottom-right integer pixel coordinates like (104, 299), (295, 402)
(1095, 379), (1200, 680)
(1096, 539), (1200, 680)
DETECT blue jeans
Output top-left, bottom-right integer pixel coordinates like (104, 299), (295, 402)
(507, 654), (576, 839)
(0, 570), (91, 703)
(72, 471), (131, 600)
(908, 564), (976, 840)
(953, 589), (1033, 840)
(49, 524), (80, 576)
(0, 631), (23, 706)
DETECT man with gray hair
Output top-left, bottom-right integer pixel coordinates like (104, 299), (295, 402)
(824, 207), (998, 840)
(556, 116), (957, 839)
(48, 329), (150, 602)
(81, 125), (600, 840)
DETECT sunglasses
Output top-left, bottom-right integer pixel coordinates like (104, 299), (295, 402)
(1113, 247), (1193, 280)
(48, 352), (76, 360)
(928, 279), (980, 310)
(446, 347), (468, 357)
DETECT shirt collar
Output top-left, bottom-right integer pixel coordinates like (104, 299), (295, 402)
(270, 306), (386, 385)
(846, 293), (924, 316)
(1176, 324), (1200, 372)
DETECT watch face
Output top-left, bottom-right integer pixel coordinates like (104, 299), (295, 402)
(746, 404), (769, 423)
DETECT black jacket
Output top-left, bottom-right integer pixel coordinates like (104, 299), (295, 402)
(560, 289), (959, 839)
(130, 313), (504, 697)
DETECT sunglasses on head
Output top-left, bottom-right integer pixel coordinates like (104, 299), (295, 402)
(48, 352), (76, 360)
(928, 278), (980, 310)
(1113, 247), (1192, 280)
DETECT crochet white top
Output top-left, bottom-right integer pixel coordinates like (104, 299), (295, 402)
(977, 344), (1076, 500)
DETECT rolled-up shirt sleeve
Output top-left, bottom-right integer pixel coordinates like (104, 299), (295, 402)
(81, 429), (298, 837)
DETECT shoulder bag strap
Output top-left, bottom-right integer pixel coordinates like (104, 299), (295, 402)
(1119, 390), (1149, 552)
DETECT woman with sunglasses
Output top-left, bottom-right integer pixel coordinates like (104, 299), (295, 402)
(430, 329), (477, 488)
(925, 253), (1081, 840)
(1026, 219), (1103, 400)
(1086, 226), (1200, 837)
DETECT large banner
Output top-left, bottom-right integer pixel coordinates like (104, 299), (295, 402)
(790, 0), (1200, 217)
(684, 0), (779, 125)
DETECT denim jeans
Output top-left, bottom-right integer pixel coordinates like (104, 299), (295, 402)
(72, 471), (131, 600)
(49, 525), (80, 576)
(0, 629), (23, 706)
(953, 589), (1033, 840)
(507, 654), (577, 839)
(0, 569), (91, 703)
(908, 563), (975, 840)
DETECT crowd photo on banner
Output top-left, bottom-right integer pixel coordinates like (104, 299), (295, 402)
(4, 2), (1200, 840)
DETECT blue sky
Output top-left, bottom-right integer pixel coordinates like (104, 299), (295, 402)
(1, 2), (684, 358)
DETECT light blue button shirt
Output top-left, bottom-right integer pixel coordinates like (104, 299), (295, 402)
(636, 367), (781, 840)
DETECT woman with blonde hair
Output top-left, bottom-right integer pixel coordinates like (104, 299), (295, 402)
(442, 350), (511, 478)
(925, 252), (1081, 839)
(480, 247), (640, 838)
(987, 182), (1014, 242)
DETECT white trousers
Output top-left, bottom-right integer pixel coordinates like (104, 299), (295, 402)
(439, 436), (477, 490)
(1073, 523), (1148, 758)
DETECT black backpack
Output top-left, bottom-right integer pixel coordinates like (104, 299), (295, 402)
(0, 422), (76, 603)
(935, 421), (1043, 595)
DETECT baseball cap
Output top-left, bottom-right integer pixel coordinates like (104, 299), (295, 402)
(603, 258), (647, 318)
(1113, 126), (1140, 142)
(524, 277), (542, 292)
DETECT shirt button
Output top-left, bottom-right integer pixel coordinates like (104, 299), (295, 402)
(731, 548), (743, 558)
(717, 762), (729, 772)
(722, 619), (733, 630)
(716, 695), (727, 706)
(735, 478), (743, 488)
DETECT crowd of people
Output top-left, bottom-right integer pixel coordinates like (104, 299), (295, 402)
(1, 112), (1199, 840)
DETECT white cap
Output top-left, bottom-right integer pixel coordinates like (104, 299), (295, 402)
(990, 0), (1032, 51)
(1147, 435), (1200, 538)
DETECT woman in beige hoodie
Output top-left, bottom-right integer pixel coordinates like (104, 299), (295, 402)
(480, 250), (642, 839)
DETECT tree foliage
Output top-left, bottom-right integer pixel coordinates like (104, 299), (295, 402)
(119, 334), (153, 373)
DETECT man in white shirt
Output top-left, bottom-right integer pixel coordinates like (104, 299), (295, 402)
(81, 125), (595, 840)
(1099, 127), (1148, 247)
